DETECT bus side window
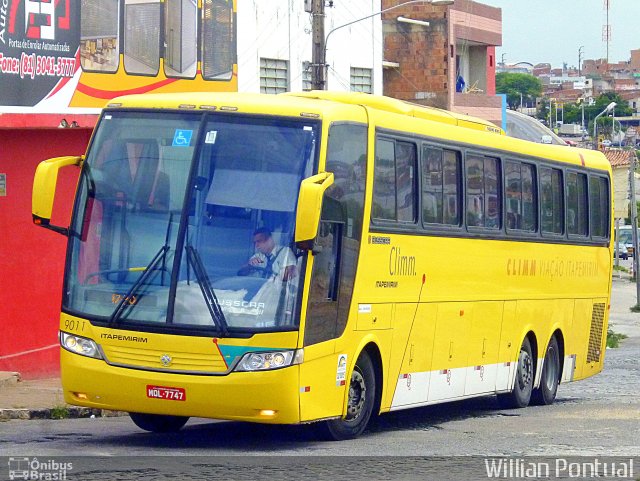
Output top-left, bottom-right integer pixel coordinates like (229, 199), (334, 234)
(540, 167), (564, 235)
(373, 138), (417, 223)
(590, 176), (609, 238)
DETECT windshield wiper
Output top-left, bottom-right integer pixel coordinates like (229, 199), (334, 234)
(185, 245), (229, 336)
(108, 245), (170, 325)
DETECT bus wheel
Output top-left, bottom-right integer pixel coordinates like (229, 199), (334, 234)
(531, 336), (560, 405)
(319, 351), (376, 441)
(129, 412), (189, 433)
(498, 337), (534, 409)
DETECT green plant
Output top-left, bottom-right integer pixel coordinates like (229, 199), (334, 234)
(606, 328), (628, 348)
(50, 405), (70, 420)
(613, 265), (629, 273)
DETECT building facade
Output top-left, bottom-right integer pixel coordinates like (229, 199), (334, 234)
(237, 0), (382, 95)
(382, 0), (503, 125)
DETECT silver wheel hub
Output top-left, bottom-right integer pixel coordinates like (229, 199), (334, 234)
(346, 368), (366, 421)
(517, 350), (533, 390)
(544, 346), (559, 391)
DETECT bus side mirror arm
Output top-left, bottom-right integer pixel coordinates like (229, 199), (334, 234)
(32, 155), (84, 236)
(294, 172), (334, 251)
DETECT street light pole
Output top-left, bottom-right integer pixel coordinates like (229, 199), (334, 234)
(520, 92), (523, 112)
(632, 152), (640, 307)
(311, 0), (454, 90)
(593, 101), (617, 149)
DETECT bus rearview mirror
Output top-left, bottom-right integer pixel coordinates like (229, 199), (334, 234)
(295, 172), (334, 249)
(32, 155), (83, 236)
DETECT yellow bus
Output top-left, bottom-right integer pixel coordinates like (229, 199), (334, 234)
(32, 91), (612, 440)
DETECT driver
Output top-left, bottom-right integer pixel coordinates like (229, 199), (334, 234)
(238, 227), (297, 281)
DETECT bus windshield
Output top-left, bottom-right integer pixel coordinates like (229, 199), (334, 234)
(65, 111), (317, 334)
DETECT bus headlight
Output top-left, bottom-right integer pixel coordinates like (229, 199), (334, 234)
(60, 332), (103, 360)
(235, 349), (303, 372)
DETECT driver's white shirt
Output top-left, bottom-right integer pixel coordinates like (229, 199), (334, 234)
(249, 245), (296, 279)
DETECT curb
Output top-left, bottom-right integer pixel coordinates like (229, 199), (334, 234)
(0, 407), (126, 421)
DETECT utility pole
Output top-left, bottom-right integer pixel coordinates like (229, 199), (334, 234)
(311, 0), (326, 90)
(630, 152), (640, 307)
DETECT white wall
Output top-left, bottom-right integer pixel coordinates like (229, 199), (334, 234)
(237, 0), (382, 94)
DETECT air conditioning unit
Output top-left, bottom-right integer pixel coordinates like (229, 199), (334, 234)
(304, 0), (313, 13)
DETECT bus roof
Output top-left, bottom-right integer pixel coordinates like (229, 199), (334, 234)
(109, 90), (501, 134)
(107, 91), (357, 122)
(107, 91), (611, 174)
(284, 91), (504, 135)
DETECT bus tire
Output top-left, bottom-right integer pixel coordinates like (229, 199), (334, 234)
(318, 351), (376, 441)
(129, 412), (189, 433)
(497, 337), (534, 409)
(531, 336), (560, 406)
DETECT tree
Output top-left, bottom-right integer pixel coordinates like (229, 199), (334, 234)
(535, 93), (634, 133)
(586, 93), (633, 136)
(496, 73), (543, 110)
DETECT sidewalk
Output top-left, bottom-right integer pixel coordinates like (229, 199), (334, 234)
(0, 371), (123, 420)
(2, 272), (637, 421)
(610, 270), (640, 338)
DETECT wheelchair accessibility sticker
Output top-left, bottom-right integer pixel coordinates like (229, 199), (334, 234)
(172, 129), (193, 147)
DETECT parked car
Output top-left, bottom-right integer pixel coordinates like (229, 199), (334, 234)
(616, 226), (637, 258)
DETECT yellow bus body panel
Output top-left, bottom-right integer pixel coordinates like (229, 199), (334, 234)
(60, 313), (301, 423)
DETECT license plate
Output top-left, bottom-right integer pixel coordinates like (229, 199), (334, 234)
(146, 385), (186, 401)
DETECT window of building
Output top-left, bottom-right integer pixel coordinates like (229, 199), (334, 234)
(455, 44), (488, 93)
(124, 0), (161, 76)
(373, 138), (417, 223)
(260, 58), (289, 94)
(540, 167), (564, 235)
(566, 171), (588, 237)
(350, 67), (373, 94)
(590, 176), (609, 238)
(80, 0), (120, 73)
(505, 161), (536, 231)
(466, 155), (500, 229)
(422, 146), (461, 226)
(202, 0), (235, 80)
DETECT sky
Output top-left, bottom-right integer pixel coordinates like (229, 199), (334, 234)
(474, 0), (639, 69)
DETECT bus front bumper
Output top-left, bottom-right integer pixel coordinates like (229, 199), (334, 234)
(61, 349), (301, 424)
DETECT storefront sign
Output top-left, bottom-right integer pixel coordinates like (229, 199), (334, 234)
(0, 0), (80, 109)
